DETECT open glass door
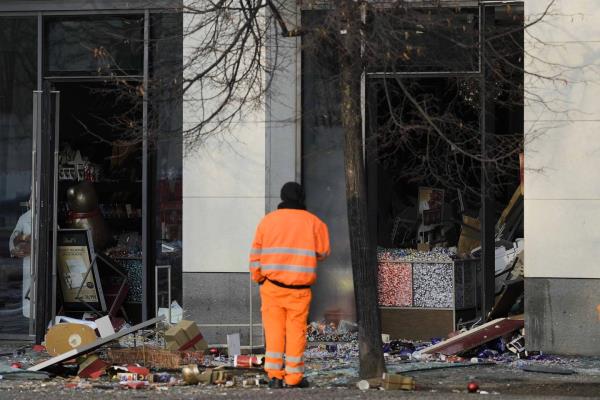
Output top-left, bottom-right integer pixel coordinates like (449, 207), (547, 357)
(0, 16), (38, 339)
(31, 85), (61, 342)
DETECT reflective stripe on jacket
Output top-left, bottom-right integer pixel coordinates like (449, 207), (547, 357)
(249, 209), (330, 286)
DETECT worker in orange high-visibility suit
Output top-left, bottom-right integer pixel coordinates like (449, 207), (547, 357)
(250, 182), (330, 389)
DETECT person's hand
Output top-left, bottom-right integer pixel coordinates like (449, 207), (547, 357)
(11, 241), (30, 258)
(11, 248), (26, 258)
(19, 242), (31, 257)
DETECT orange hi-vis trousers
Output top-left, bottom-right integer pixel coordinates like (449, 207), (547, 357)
(260, 279), (311, 386)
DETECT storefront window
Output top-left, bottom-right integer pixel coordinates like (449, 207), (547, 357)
(366, 7), (479, 73)
(45, 15), (144, 75)
(0, 17), (37, 335)
(150, 12), (183, 308)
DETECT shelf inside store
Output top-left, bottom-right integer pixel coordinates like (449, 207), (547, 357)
(58, 179), (142, 191)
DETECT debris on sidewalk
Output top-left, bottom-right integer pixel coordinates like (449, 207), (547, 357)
(0, 290), (592, 397)
(467, 381), (479, 393)
(227, 333), (241, 358)
(77, 354), (108, 378)
(356, 373), (415, 391)
(421, 317), (524, 356)
(382, 372), (415, 390)
(106, 346), (210, 369)
(233, 354), (263, 368)
(28, 316), (165, 371)
(356, 377), (382, 390)
(181, 364), (209, 385)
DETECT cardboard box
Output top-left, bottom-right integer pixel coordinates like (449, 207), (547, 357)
(164, 320), (208, 352)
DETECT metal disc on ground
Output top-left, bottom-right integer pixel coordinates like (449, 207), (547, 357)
(45, 323), (98, 356)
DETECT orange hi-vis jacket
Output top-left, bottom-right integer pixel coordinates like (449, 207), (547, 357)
(249, 209), (330, 287)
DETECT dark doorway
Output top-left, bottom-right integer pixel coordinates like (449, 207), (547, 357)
(53, 81), (145, 323)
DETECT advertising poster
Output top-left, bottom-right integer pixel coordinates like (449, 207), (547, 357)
(57, 230), (104, 310)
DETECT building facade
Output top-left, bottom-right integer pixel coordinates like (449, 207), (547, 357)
(183, 0), (600, 356)
(524, 0), (600, 355)
(0, 0), (597, 356)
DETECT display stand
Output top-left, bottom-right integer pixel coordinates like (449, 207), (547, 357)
(378, 258), (480, 340)
(93, 253), (129, 318)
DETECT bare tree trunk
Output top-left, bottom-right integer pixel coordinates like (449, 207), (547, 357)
(338, 0), (385, 379)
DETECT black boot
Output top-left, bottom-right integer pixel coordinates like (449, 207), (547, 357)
(268, 378), (283, 389)
(286, 378), (310, 389)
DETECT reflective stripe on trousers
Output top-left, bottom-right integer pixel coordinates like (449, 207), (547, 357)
(264, 361), (283, 370)
(285, 365), (305, 374)
(285, 355), (303, 363)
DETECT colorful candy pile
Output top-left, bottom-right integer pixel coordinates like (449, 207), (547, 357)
(377, 247), (455, 263)
(377, 262), (412, 307)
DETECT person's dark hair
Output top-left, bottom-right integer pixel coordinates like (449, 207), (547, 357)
(278, 182), (306, 210)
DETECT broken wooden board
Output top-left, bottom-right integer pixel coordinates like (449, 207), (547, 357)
(458, 215), (481, 256)
(496, 184), (523, 228)
(488, 278), (524, 321)
(421, 317), (524, 355)
(28, 316), (164, 372)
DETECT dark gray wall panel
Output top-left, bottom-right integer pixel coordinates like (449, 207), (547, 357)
(301, 10), (355, 322)
(526, 277), (600, 356)
(183, 272), (263, 346)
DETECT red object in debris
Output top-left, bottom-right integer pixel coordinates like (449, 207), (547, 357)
(65, 383), (78, 389)
(88, 369), (106, 380)
(126, 365), (150, 379)
(110, 317), (126, 331)
(10, 362), (22, 369)
(178, 333), (205, 351)
(32, 345), (46, 353)
(78, 357), (109, 379)
(234, 355), (262, 368)
(210, 347), (218, 355)
(467, 382), (479, 393)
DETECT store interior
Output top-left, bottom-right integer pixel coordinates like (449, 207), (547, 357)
(370, 77), (484, 250)
(368, 75), (524, 338)
(55, 82), (144, 323)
